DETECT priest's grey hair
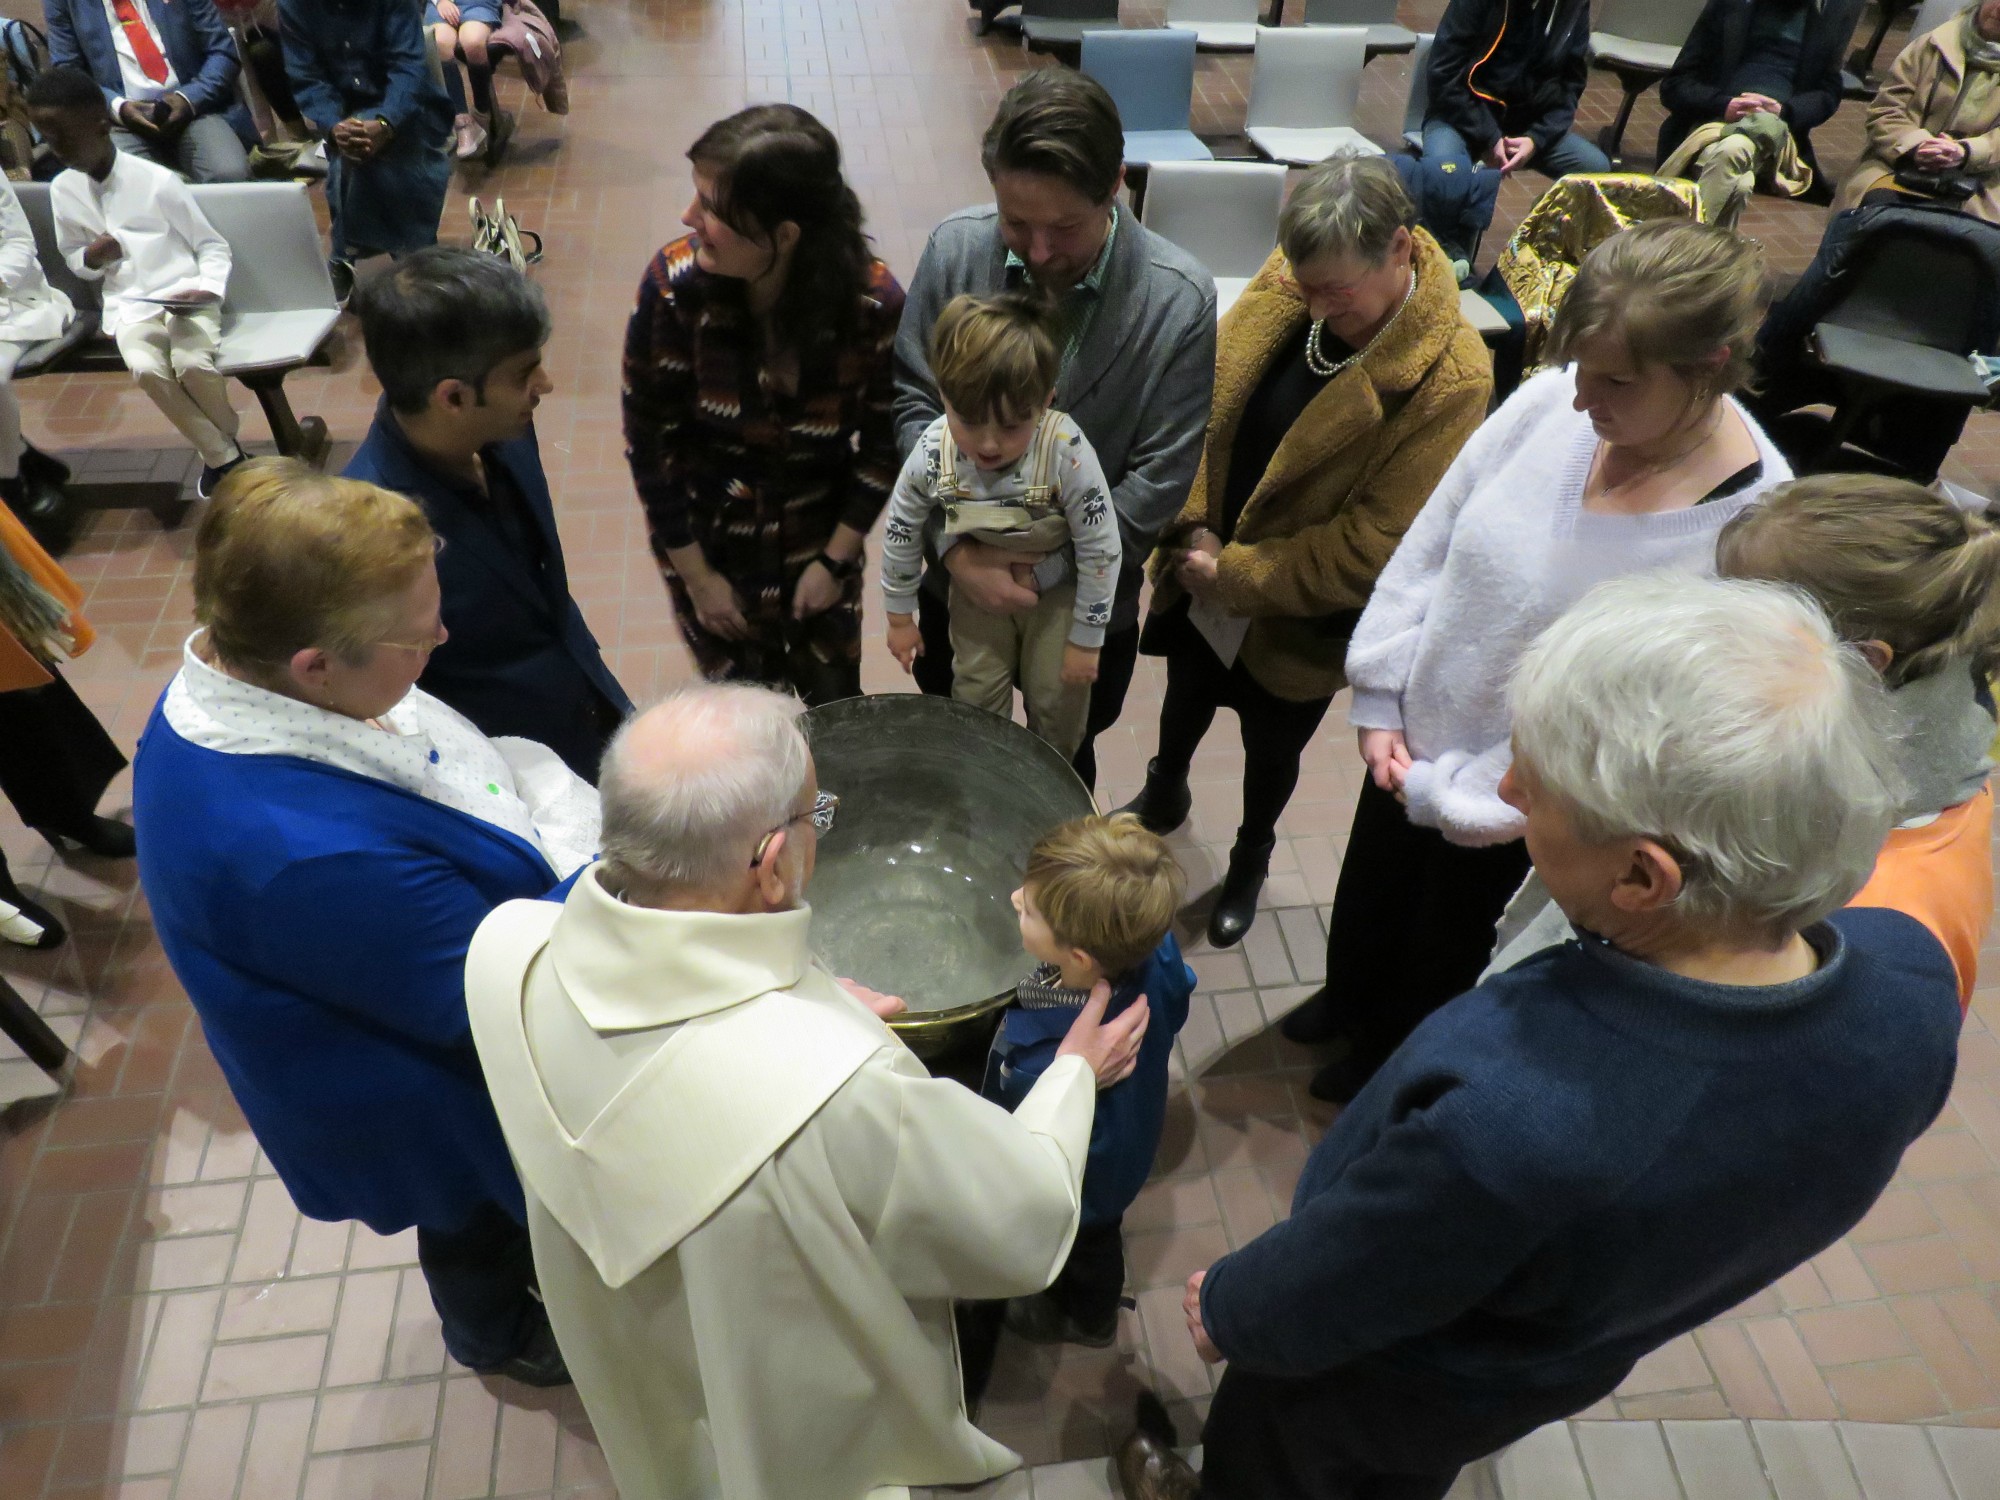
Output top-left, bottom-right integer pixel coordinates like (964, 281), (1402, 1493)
(598, 682), (811, 891)
(1510, 574), (1905, 939)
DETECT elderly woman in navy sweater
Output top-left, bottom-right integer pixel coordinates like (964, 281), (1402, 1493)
(1117, 574), (1963, 1500)
(133, 460), (601, 1387)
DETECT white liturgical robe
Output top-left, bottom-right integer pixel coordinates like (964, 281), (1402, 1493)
(464, 866), (1099, 1500)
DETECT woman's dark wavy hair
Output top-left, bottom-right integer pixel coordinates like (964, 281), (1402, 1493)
(688, 104), (873, 351)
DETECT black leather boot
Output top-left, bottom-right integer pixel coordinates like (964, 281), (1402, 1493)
(1205, 837), (1274, 948)
(1116, 758), (1191, 836)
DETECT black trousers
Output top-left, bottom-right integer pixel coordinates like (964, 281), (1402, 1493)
(955, 1217), (1126, 1408)
(1147, 610), (1333, 848)
(415, 1200), (545, 1372)
(1200, 1359), (1610, 1500)
(914, 583), (1139, 793)
(1320, 776), (1531, 1082)
(0, 672), (127, 834)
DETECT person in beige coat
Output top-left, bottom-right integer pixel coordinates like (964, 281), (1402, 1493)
(1119, 155), (1492, 948)
(464, 682), (1151, 1500)
(1837, 0), (2000, 224)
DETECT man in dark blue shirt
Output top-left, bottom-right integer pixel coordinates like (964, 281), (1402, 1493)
(346, 248), (631, 781)
(1119, 575), (1963, 1500)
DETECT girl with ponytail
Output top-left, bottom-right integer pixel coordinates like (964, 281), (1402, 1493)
(1719, 475), (2000, 1005)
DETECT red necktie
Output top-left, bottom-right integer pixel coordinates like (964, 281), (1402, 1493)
(110, 0), (170, 86)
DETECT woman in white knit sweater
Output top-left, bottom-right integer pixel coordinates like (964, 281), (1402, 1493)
(1283, 220), (1792, 1104)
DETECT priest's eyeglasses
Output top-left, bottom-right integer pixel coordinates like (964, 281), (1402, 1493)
(750, 790), (840, 868)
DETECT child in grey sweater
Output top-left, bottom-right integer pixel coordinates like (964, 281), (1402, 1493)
(881, 293), (1119, 756)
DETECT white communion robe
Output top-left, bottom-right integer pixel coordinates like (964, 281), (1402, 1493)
(464, 866), (1099, 1500)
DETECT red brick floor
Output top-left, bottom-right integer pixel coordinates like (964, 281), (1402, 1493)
(2, 2), (1999, 1496)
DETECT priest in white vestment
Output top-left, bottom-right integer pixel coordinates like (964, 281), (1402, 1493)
(465, 683), (1151, 1500)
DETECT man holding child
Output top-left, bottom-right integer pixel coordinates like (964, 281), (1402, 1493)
(893, 70), (1216, 789)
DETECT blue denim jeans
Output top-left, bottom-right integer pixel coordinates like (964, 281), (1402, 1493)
(1421, 119), (1611, 179)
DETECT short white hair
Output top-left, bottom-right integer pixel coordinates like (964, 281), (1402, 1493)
(1510, 574), (1905, 938)
(598, 683), (810, 890)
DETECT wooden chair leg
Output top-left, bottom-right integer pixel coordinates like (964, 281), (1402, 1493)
(0, 971), (70, 1077)
(239, 372), (330, 469)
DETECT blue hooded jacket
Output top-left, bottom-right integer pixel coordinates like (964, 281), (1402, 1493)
(980, 933), (1195, 1227)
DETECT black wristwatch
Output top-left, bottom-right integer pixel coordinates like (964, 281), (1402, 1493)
(815, 551), (862, 580)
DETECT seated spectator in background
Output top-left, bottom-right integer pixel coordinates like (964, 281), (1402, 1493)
(1422, 0), (1610, 184)
(893, 70), (1215, 792)
(427, 0), (509, 163)
(1119, 575), (1963, 1500)
(43, 0), (251, 183)
(1658, 0), (1865, 224)
(134, 460), (599, 1387)
(347, 248), (631, 783)
(980, 814), (1193, 1350)
(279, 0), (453, 293)
(463, 683), (1150, 1500)
(0, 177), (74, 521)
(1838, 0), (2000, 223)
(1281, 221), (1789, 1105)
(1121, 155), (1492, 952)
(881, 291), (1120, 759)
(30, 67), (246, 498)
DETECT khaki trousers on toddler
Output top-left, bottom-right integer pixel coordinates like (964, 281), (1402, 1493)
(114, 308), (241, 468)
(949, 577), (1090, 757)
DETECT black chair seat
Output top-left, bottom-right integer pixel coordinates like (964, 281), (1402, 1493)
(1813, 323), (1991, 402)
(15, 310), (99, 378)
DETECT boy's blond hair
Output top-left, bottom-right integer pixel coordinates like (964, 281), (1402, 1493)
(1024, 813), (1184, 977)
(928, 291), (1060, 427)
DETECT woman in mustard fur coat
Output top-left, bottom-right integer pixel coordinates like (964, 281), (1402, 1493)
(1119, 156), (1492, 947)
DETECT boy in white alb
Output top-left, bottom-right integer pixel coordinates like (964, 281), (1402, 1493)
(881, 292), (1119, 757)
(29, 67), (246, 497)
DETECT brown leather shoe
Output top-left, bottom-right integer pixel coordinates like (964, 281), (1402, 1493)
(1115, 1426), (1200, 1500)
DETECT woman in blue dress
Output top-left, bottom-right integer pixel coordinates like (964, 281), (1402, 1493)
(278, 0), (454, 293)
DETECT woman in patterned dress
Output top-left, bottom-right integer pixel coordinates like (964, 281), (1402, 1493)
(622, 105), (904, 705)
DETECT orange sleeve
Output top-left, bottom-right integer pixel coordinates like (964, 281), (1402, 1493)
(1849, 786), (1994, 1012)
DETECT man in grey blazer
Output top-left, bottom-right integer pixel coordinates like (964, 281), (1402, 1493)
(893, 71), (1216, 791)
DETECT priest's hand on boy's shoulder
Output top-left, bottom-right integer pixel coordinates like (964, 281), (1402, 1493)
(1056, 981), (1149, 1090)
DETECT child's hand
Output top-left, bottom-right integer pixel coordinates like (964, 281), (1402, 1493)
(83, 234), (122, 271)
(886, 614), (922, 673)
(1061, 642), (1099, 686)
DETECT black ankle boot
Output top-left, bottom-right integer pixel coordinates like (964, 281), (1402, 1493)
(1206, 837), (1275, 948)
(1116, 758), (1192, 836)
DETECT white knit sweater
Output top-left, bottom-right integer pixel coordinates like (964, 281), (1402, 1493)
(1344, 368), (1792, 846)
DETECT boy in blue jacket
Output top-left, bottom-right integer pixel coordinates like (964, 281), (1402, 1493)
(981, 812), (1195, 1347)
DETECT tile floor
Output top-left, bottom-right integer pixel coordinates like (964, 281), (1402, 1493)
(2, 0), (2000, 1496)
(947, 1418), (2000, 1499)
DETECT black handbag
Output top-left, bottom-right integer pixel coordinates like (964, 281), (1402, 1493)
(1894, 154), (1980, 203)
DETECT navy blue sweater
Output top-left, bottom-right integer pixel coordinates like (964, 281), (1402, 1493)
(1201, 909), (1961, 1393)
(982, 934), (1195, 1227)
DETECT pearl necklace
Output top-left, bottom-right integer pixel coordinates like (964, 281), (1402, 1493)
(1304, 263), (1418, 378)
